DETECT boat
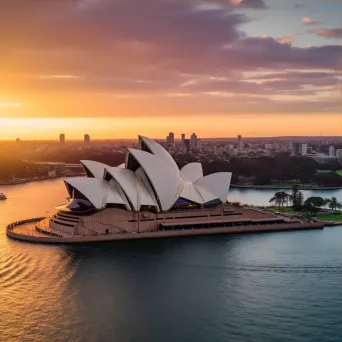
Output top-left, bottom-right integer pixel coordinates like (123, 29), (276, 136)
(0, 193), (7, 200)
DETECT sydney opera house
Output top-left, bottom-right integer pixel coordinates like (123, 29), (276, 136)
(46, 135), (237, 236)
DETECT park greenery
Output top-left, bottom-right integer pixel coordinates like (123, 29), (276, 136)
(269, 186), (342, 221)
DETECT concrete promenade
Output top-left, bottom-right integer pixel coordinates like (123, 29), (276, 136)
(6, 217), (324, 244)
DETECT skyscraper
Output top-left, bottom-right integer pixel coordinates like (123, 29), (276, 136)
(59, 133), (65, 144)
(181, 133), (185, 148)
(84, 134), (91, 144)
(291, 142), (301, 156)
(183, 139), (191, 154)
(190, 133), (197, 150)
(329, 146), (335, 157)
(336, 149), (342, 164)
(167, 132), (175, 145)
(237, 134), (243, 151)
(301, 143), (308, 156)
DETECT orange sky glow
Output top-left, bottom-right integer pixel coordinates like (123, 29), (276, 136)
(0, 114), (340, 140)
(1, 0), (341, 140)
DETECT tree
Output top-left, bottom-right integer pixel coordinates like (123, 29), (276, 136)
(304, 197), (325, 208)
(269, 191), (288, 208)
(290, 185), (304, 210)
(327, 197), (341, 211)
(301, 202), (319, 219)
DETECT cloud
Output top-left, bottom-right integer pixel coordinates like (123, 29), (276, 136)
(229, 0), (267, 8)
(277, 35), (295, 44)
(311, 28), (342, 38)
(302, 17), (321, 25)
(0, 0), (341, 116)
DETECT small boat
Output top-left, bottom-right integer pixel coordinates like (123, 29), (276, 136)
(0, 193), (7, 200)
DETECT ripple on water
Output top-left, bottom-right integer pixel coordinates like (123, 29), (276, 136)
(1, 180), (342, 342)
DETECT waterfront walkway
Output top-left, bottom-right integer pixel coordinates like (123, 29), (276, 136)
(6, 217), (324, 244)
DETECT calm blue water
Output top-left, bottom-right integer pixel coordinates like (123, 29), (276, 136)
(1, 180), (342, 342)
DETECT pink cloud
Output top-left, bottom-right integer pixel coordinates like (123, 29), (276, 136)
(1, 0), (341, 115)
(277, 36), (295, 44)
(229, 0), (267, 8)
(312, 28), (342, 38)
(302, 17), (321, 25)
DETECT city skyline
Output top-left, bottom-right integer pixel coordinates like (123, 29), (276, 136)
(1, 0), (341, 139)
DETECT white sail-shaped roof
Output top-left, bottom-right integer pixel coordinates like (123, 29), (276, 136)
(180, 181), (205, 204)
(180, 163), (203, 182)
(81, 160), (110, 179)
(106, 179), (131, 210)
(105, 167), (159, 211)
(193, 184), (218, 203)
(127, 148), (183, 211)
(104, 167), (138, 209)
(135, 167), (160, 210)
(139, 136), (179, 171)
(194, 172), (232, 203)
(64, 178), (108, 209)
(64, 136), (232, 212)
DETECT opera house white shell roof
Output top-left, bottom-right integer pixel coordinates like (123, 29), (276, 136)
(64, 136), (232, 212)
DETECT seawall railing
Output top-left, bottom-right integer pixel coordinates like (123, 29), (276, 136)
(6, 218), (324, 245)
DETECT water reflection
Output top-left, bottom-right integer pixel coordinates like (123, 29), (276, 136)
(1, 180), (342, 341)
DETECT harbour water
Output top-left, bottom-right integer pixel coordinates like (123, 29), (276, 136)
(1, 179), (342, 341)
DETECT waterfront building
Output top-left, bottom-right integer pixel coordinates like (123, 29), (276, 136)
(60, 133), (65, 144)
(45, 135), (233, 235)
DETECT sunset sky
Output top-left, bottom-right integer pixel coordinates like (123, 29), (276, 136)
(0, 0), (341, 140)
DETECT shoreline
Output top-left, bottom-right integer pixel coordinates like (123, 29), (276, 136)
(258, 206), (342, 226)
(0, 173), (85, 186)
(6, 217), (324, 244)
(231, 184), (342, 190)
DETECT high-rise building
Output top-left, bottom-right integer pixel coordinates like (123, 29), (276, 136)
(183, 139), (191, 154)
(167, 132), (175, 145)
(329, 145), (335, 157)
(181, 133), (185, 148)
(301, 143), (308, 156)
(59, 133), (65, 144)
(237, 135), (243, 151)
(190, 133), (197, 150)
(84, 134), (91, 144)
(336, 149), (342, 164)
(291, 142), (301, 156)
